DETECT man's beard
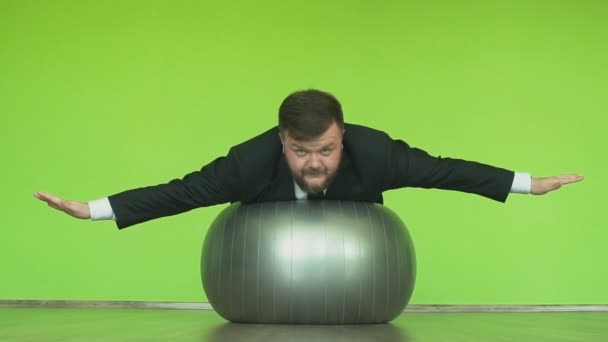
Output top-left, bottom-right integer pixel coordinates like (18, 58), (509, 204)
(293, 166), (338, 195)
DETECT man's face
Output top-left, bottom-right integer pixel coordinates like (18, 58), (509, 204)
(280, 122), (344, 195)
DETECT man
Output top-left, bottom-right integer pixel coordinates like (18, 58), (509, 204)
(34, 89), (583, 229)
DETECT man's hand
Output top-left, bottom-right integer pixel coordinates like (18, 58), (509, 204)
(531, 174), (584, 195)
(34, 191), (91, 219)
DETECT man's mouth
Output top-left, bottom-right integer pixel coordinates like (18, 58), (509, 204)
(305, 172), (325, 178)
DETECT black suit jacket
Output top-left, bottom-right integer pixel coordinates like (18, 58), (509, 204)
(109, 123), (514, 229)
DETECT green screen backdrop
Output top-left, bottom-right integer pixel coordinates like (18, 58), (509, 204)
(1, 0), (605, 305)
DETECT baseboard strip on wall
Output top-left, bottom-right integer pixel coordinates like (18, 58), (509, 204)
(0, 300), (213, 310)
(1, 301), (607, 312)
(404, 304), (608, 313)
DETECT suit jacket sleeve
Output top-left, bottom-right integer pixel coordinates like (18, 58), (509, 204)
(108, 148), (244, 229)
(382, 138), (515, 202)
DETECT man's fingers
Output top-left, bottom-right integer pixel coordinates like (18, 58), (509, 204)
(34, 191), (49, 201)
(35, 191), (58, 204)
(35, 191), (66, 211)
(557, 174), (584, 185)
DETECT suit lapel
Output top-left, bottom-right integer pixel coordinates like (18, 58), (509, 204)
(325, 151), (362, 200)
(271, 155), (297, 201)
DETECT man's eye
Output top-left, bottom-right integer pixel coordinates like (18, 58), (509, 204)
(321, 149), (331, 156)
(296, 150), (307, 156)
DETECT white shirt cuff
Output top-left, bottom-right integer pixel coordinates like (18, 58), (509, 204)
(89, 197), (116, 221)
(510, 172), (532, 194)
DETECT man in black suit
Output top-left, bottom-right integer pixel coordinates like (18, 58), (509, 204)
(35, 89), (583, 229)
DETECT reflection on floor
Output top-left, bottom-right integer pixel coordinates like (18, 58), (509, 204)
(1, 308), (606, 341)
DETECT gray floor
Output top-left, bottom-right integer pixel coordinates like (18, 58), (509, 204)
(1, 308), (607, 341)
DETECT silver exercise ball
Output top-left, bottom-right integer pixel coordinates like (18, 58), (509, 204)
(200, 200), (416, 324)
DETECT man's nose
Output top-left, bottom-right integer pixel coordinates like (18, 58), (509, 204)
(308, 153), (322, 168)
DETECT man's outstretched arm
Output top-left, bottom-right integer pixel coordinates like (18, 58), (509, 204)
(34, 149), (245, 228)
(383, 138), (584, 199)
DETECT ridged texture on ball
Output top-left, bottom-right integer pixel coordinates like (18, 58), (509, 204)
(201, 200), (416, 324)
